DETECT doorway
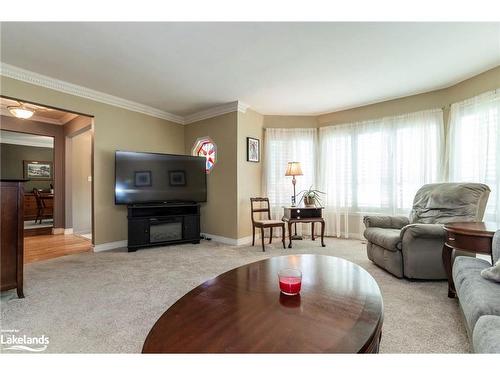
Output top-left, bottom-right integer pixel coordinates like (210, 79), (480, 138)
(66, 128), (93, 240)
(0, 130), (55, 235)
(0, 96), (94, 263)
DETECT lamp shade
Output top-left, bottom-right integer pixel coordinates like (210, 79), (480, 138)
(285, 162), (303, 176)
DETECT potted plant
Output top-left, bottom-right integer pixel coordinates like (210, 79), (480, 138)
(297, 186), (325, 207)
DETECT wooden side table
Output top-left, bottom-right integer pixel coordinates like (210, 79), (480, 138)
(282, 206), (326, 248)
(442, 222), (497, 298)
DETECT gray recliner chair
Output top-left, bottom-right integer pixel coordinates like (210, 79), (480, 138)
(363, 183), (490, 279)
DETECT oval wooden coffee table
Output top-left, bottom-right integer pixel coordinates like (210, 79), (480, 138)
(142, 254), (383, 353)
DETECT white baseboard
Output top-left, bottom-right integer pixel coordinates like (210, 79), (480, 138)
(201, 233), (258, 246)
(93, 240), (128, 252)
(52, 227), (64, 234)
(92, 233), (265, 251)
(91, 234), (359, 252)
(64, 228), (73, 235)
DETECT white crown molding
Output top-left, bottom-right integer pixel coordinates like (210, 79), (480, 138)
(183, 101), (249, 124)
(237, 101), (250, 113)
(0, 63), (185, 124)
(1, 63), (252, 125)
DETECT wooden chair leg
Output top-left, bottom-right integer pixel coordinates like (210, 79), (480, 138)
(311, 222), (315, 241)
(252, 226), (255, 246)
(260, 227), (265, 252)
(282, 225), (286, 249)
(321, 220), (326, 247)
(269, 227), (273, 244)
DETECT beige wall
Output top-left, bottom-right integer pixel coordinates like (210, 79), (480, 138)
(71, 130), (92, 234)
(184, 109), (265, 241)
(237, 109), (264, 238)
(184, 112), (238, 239)
(263, 115), (317, 128)
(1, 76), (185, 245)
(317, 65), (500, 127)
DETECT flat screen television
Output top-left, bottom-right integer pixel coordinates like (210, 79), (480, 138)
(114, 151), (207, 205)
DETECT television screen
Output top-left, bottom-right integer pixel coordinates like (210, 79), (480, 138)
(115, 151), (207, 205)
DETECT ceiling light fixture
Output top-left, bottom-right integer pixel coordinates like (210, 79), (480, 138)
(8, 105), (35, 119)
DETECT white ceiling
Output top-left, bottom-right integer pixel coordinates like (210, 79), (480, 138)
(1, 22), (499, 116)
(0, 130), (54, 148)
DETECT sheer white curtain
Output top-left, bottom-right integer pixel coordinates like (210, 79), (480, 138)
(447, 90), (500, 225)
(263, 128), (317, 232)
(318, 109), (444, 238)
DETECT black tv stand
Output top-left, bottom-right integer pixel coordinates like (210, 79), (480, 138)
(127, 202), (200, 252)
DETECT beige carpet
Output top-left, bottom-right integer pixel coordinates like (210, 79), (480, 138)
(0, 238), (469, 353)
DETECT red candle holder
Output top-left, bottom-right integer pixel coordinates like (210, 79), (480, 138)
(278, 268), (302, 295)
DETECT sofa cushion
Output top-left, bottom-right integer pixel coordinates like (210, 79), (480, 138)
(453, 256), (500, 330)
(473, 315), (500, 353)
(481, 261), (500, 283)
(364, 228), (402, 252)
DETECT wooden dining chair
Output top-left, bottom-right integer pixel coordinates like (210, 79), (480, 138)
(250, 197), (286, 252)
(33, 188), (53, 224)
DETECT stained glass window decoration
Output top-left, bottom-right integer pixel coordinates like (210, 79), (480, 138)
(192, 137), (217, 173)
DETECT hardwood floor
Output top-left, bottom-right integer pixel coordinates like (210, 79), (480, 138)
(24, 234), (92, 264)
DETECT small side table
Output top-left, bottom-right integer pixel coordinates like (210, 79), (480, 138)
(442, 222), (497, 298)
(282, 206), (326, 248)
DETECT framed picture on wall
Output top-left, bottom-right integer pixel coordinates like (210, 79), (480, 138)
(134, 171), (152, 187)
(169, 170), (186, 186)
(247, 137), (260, 162)
(23, 160), (53, 180)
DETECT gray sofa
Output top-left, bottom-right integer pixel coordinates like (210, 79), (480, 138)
(363, 183), (490, 279)
(453, 230), (500, 353)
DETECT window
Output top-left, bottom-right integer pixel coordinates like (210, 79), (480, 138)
(318, 109), (444, 237)
(192, 137), (217, 173)
(448, 90), (500, 224)
(263, 128), (317, 220)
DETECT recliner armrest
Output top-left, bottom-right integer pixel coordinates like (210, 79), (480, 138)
(400, 223), (446, 240)
(363, 215), (409, 229)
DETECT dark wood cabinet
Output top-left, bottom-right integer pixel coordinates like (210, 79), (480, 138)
(1, 179), (26, 298)
(24, 192), (54, 221)
(23, 193), (38, 221)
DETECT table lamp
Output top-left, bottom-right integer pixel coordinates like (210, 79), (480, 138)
(285, 162), (303, 207)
